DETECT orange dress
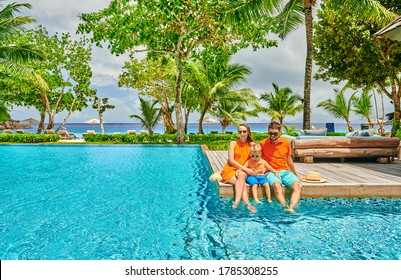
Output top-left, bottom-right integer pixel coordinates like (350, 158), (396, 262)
(220, 140), (251, 183)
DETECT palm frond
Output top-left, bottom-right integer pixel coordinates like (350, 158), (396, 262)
(276, 0), (304, 39)
(329, 0), (397, 25)
(0, 102), (10, 122)
(0, 2), (35, 40)
(227, 0), (282, 23)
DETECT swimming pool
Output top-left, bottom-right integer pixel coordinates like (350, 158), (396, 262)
(1, 145), (400, 260)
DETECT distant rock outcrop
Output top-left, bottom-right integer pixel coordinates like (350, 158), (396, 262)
(0, 119), (32, 130)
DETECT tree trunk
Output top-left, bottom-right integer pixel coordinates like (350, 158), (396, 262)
(175, 49), (185, 144)
(302, 3), (314, 130)
(198, 110), (207, 134)
(221, 120), (230, 133)
(346, 120), (354, 132)
(183, 108), (190, 134)
(97, 101), (105, 134)
(161, 107), (176, 134)
(47, 113), (55, 131)
(56, 95), (79, 133)
(391, 95), (400, 137)
(37, 109), (46, 134)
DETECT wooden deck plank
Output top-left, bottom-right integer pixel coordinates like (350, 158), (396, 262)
(204, 150), (401, 198)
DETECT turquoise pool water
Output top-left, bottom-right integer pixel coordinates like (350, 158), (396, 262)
(1, 145), (400, 260)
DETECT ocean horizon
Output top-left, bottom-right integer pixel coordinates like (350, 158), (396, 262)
(9, 122), (393, 138)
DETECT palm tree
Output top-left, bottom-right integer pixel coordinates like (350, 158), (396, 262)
(185, 52), (257, 134)
(129, 96), (162, 135)
(317, 86), (357, 132)
(232, 0), (394, 130)
(212, 98), (260, 133)
(260, 83), (303, 125)
(352, 89), (373, 125)
(0, 1), (46, 87)
(0, 1), (47, 122)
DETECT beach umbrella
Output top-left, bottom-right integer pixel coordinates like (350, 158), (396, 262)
(84, 118), (101, 124)
(202, 117), (218, 123)
(84, 118), (102, 130)
(201, 117), (218, 133)
(374, 16), (401, 41)
(21, 117), (40, 124)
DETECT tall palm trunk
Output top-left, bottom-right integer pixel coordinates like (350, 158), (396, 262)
(198, 110), (207, 134)
(346, 119), (354, 132)
(174, 48), (185, 144)
(302, 1), (314, 130)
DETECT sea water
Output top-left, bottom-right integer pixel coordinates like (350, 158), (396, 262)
(8, 122), (393, 138)
(0, 145), (400, 260)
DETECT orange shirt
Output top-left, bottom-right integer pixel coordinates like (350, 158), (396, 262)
(244, 158), (271, 175)
(220, 140), (251, 183)
(260, 137), (291, 171)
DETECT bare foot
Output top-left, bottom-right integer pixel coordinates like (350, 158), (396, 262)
(255, 199), (262, 204)
(246, 203), (257, 213)
(232, 201), (239, 209)
(285, 207), (297, 214)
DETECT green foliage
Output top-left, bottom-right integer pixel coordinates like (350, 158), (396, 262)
(0, 1), (47, 88)
(260, 82), (303, 124)
(1, 27), (96, 133)
(0, 133), (59, 143)
(82, 132), (275, 150)
(119, 55), (176, 134)
(130, 96), (162, 135)
(396, 127), (401, 140)
(351, 89), (373, 122)
(314, 1), (401, 135)
(0, 102), (10, 122)
(185, 49), (261, 133)
(317, 86), (356, 132)
(282, 124), (298, 136)
(78, 0), (277, 143)
(327, 132), (347, 137)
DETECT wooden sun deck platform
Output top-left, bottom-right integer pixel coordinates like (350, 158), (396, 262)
(204, 150), (401, 198)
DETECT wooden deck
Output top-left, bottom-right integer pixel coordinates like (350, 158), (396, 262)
(205, 150), (401, 198)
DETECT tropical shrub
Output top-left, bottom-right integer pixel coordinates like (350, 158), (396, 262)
(0, 133), (59, 143)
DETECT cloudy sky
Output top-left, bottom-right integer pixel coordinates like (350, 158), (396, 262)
(7, 0), (393, 124)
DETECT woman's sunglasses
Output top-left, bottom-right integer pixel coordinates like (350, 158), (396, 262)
(251, 154), (260, 158)
(238, 130), (247, 134)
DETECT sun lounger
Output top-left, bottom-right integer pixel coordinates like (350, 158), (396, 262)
(15, 129), (25, 134)
(4, 129), (12, 134)
(126, 130), (136, 135)
(68, 133), (78, 139)
(140, 130), (149, 135)
(45, 129), (55, 134)
(59, 130), (70, 140)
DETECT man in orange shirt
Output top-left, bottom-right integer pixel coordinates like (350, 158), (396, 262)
(260, 121), (302, 213)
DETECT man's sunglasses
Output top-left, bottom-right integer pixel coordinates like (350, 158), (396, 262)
(268, 132), (279, 136)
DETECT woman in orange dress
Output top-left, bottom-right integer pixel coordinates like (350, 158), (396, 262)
(220, 123), (257, 212)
